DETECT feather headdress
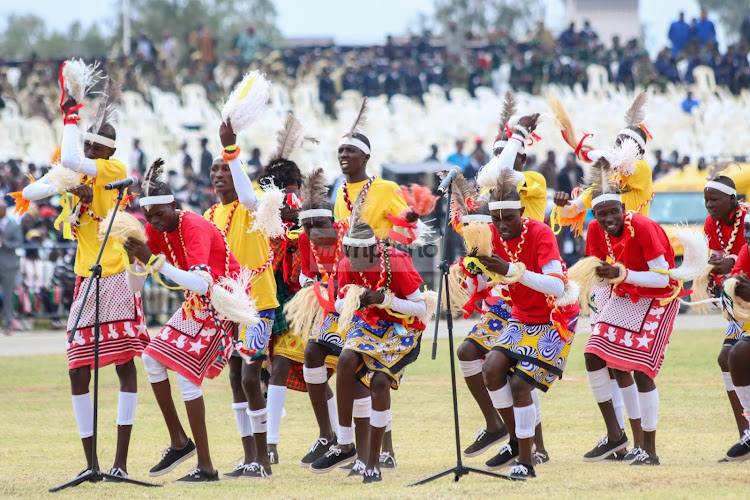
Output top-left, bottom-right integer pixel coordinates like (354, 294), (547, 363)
(344, 98), (368, 138)
(397, 184), (439, 216)
(547, 93), (593, 155)
(269, 114), (304, 166)
(221, 70), (271, 133)
(142, 158), (165, 197)
(705, 161), (739, 182)
(300, 168), (330, 211)
(584, 157), (621, 200)
(608, 137), (639, 177)
(492, 169), (519, 202)
(89, 78), (121, 135)
(61, 59), (101, 103)
(497, 91), (517, 137)
(348, 182), (370, 228)
(624, 91), (648, 128)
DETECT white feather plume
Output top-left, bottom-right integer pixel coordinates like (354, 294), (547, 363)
(476, 155), (507, 190)
(46, 162), (80, 192)
(609, 137), (639, 176)
(211, 268), (260, 326)
(555, 280), (580, 308)
(248, 181), (285, 238)
(670, 227), (709, 282)
(62, 59), (101, 102)
(221, 70), (271, 133)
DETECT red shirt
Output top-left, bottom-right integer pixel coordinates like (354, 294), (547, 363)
(705, 211), (748, 257)
(586, 213), (675, 298)
(146, 211), (241, 282)
(337, 247), (425, 329)
(732, 245), (750, 276)
(495, 218), (562, 324)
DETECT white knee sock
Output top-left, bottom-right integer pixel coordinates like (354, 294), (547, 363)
(247, 407), (269, 434)
(638, 389), (659, 432)
(723, 372), (735, 392)
(587, 367), (612, 403)
(514, 404), (536, 440)
(370, 409), (391, 428)
(116, 392), (137, 426)
(327, 395), (339, 434)
(232, 402), (252, 438)
(530, 389), (542, 426)
(338, 425), (355, 445)
(72, 393), (94, 438)
(611, 380), (625, 429)
(176, 373), (202, 401)
(459, 359), (483, 378)
(266, 385), (287, 445)
(488, 383), (513, 409)
(353, 397), (371, 419)
(620, 384), (641, 420)
(734, 384), (750, 428)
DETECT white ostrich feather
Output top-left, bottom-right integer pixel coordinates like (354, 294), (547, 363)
(46, 162), (80, 192)
(221, 70), (271, 133)
(476, 154), (507, 190)
(248, 181), (285, 238)
(609, 137), (639, 176)
(670, 227), (709, 282)
(212, 267), (260, 326)
(62, 59), (101, 102)
(555, 280), (580, 308)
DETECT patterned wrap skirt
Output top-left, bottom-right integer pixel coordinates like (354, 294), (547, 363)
(465, 301), (513, 354)
(721, 291), (750, 347)
(343, 316), (423, 390)
(308, 312), (345, 356)
(66, 271), (149, 369)
(491, 316), (578, 392)
(236, 309), (275, 361)
(586, 293), (679, 379)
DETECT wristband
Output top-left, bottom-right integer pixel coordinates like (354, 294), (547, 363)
(224, 144), (238, 152)
(222, 146), (241, 162)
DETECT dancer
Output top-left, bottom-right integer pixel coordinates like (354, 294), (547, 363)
(123, 159), (248, 483)
(309, 215), (435, 483)
(21, 75), (148, 478)
(478, 167), (579, 479)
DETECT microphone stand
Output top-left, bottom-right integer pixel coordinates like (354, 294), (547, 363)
(51, 187), (160, 492)
(408, 181), (519, 486)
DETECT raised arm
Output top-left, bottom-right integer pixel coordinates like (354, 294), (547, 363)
(220, 119), (257, 209)
(60, 98), (98, 177)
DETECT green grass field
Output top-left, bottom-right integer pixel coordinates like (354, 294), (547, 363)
(1, 329), (748, 499)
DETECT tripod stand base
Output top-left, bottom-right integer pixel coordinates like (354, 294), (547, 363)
(49, 469), (162, 492)
(407, 464), (521, 486)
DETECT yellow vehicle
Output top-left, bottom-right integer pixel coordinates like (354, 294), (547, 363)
(650, 163), (750, 256)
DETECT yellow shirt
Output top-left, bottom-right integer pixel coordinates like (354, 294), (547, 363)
(204, 202), (279, 311)
(519, 171), (547, 222)
(334, 177), (408, 239)
(73, 158), (127, 278)
(582, 159), (652, 216)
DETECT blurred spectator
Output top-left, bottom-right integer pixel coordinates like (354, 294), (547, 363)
(537, 150), (558, 191)
(653, 159), (672, 181)
(446, 140), (471, 170)
(669, 150), (680, 167)
(556, 153), (584, 195)
(199, 137), (212, 182)
(247, 147), (262, 169)
(425, 144), (439, 162)
(190, 24), (215, 69)
(579, 20), (599, 46)
(318, 67), (336, 117)
(742, 15), (750, 45)
(654, 48), (680, 83)
(160, 30), (180, 76)
(466, 148), (487, 181)
(681, 90), (699, 113)
(695, 9), (716, 47)
(668, 12), (691, 57)
(235, 25), (260, 65)
(179, 141), (192, 172)
(697, 157), (707, 171)
(135, 32), (156, 62)
(559, 22), (577, 49)
(0, 198), (22, 335)
(129, 138), (146, 176)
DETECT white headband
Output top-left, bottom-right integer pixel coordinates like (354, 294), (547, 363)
(488, 200), (522, 211)
(299, 208), (334, 220)
(83, 132), (116, 148)
(140, 195), (175, 208)
(617, 129), (645, 149)
(591, 193), (622, 207)
(705, 181), (737, 196)
(342, 235), (376, 247)
(339, 137), (371, 155)
(462, 214), (492, 223)
(492, 139), (525, 153)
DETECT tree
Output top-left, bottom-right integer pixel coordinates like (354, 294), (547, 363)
(699, 0), (750, 42)
(0, 14), (48, 59)
(432, 0), (544, 39)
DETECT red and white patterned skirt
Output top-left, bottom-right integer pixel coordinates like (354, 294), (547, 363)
(586, 293), (679, 379)
(143, 306), (233, 386)
(66, 271), (149, 370)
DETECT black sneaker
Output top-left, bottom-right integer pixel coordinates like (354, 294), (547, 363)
(630, 450), (660, 466)
(240, 462), (272, 479)
(300, 436), (337, 467)
(725, 430), (750, 462)
(508, 461), (536, 479)
(104, 467), (128, 481)
(622, 447), (643, 464)
(268, 451), (279, 465)
(582, 433), (629, 462)
(532, 451), (550, 465)
(174, 467), (219, 484)
(221, 463), (250, 479)
(149, 439), (197, 476)
(347, 459), (366, 477)
(379, 452), (397, 470)
(310, 445), (357, 473)
(605, 450), (625, 461)
(485, 440), (519, 470)
(363, 468), (382, 483)
(463, 427), (509, 457)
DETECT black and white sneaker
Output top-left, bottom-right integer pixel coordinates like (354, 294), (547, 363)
(605, 450), (625, 461)
(221, 463), (251, 479)
(174, 467), (219, 484)
(105, 467), (128, 480)
(310, 445), (357, 473)
(347, 459), (366, 477)
(622, 447), (643, 464)
(508, 462), (535, 479)
(532, 451), (550, 465)
(463, 427), (509, 457)
(268, 451), (279, 465)
(240, 462), (272, 479)
(379, 452), (397, 470)
(582, 433), (629, 462)
(363, 468), (382, 483)
(149, 438), (197, 476)
(300, 436), (337, 467)
(485, 440), (519, 470)
(630, 450), (660, 466)
(726, 430), (750, 462)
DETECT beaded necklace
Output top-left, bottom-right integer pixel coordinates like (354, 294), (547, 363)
(716, 204), (745, 255)
(342, 176), (375, 212)
(500, 217), (530, 263)
(206, 200), (273, 277)
(311, 221), (347, 281)
(207, 200), (240, 236)
(358, 243), (391, 292)
(604, 211), (635, 264)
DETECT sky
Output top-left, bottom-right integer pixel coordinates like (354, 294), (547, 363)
(0, 0), (721, 55)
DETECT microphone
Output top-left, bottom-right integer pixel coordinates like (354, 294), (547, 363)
(437, 168), (460, 194)
(105, 176), (139, 191)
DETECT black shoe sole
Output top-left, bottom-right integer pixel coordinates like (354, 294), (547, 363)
(463, 431), (509, 458)
(582, 439), (630, 462)
(725, 451), (750, 463)
(174, 477), (219, 484)
(149, 448), (197, 477)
